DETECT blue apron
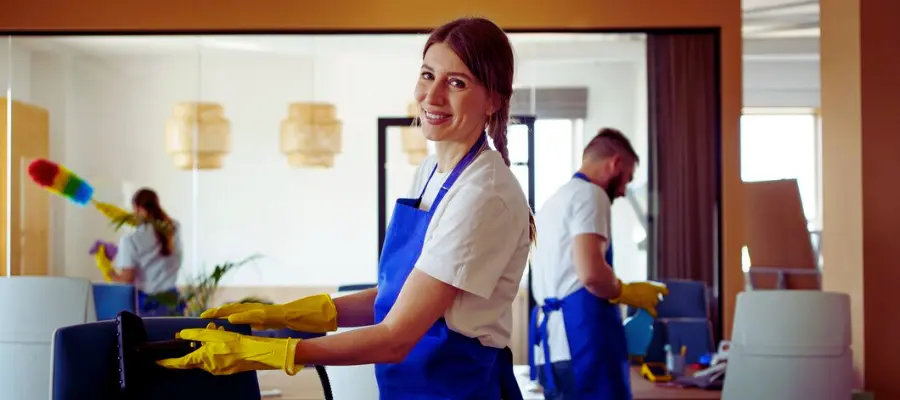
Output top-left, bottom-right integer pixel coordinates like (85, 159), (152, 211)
(373, 133), (523, 400)
(528, 172), (631, 399)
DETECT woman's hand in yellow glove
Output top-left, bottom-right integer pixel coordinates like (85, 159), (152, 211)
(92, 243), (115, 282)
(610, 280), (669, 317)
(201, 294), (338, 333)
(156, 322), (302, 376)
(93, 201), (137, 226)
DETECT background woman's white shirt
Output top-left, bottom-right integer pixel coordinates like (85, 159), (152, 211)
(116, 220), (183, 294)
(408, 150), (532, 349)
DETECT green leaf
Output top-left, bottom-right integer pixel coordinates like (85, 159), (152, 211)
(174, 253), (264, 314)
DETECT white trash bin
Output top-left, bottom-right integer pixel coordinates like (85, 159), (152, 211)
(722, 291), (853, 400)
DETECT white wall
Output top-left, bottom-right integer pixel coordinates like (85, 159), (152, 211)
(59, 51), (424, 287)
(0, 36), (822, 288)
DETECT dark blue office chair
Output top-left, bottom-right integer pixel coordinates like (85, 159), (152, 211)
(51, 317), (261, 400)
(628, 279), (716, 364)
(92, 283), (137, 320)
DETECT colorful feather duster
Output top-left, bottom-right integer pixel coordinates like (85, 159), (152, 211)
(28, 158), (172, 235)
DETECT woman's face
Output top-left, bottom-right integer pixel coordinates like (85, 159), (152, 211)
(133, 204), (146, 217)
(414, 42), (496, 143)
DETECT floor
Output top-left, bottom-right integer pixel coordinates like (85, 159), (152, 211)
(257, 365), (722, 400)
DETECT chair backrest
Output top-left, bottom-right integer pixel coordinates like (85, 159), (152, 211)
(655, 279), (709, 319)
(52, 317), (261, 400)
(92, 283), (137, 320)
(625, 279), (710, 319)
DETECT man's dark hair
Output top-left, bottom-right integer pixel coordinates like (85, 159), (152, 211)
(582, 127), (639, 163)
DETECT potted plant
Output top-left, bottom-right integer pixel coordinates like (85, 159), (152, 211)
(104, 209), (265, 316)
(149, 254), (264, 316)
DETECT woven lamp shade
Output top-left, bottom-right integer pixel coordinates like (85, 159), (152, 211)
(399, 102), (428, 165)
(280, 102), (343, 168)
(164, 102), (231, 170)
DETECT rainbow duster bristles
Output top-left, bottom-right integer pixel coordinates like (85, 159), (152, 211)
(27, 158), (173, 235)
(28, 158), (133, 223)
(28, 158), (95, 206)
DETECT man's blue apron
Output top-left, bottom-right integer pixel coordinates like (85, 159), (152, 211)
(373, 133), (523, 400)
(528, 172), (631, 399)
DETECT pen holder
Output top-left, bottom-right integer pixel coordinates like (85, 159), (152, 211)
(666, 353), (686, 377)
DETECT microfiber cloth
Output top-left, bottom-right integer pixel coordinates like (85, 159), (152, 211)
(89, 239), (119, 260)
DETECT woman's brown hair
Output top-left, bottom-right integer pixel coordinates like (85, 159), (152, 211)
(423, 17), (537, 244)
(132, 188), (176, 256)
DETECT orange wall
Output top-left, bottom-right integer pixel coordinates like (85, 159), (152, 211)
(821, 0), (900, 394)
(0, 0), (745, 337)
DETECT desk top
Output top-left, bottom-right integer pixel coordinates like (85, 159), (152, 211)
(257, 365), (722, 400)
(629, 368), (722, 400)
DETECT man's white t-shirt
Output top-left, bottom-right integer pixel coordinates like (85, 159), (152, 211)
(407, 150), (532, 349)
(530, 177), (611, 364)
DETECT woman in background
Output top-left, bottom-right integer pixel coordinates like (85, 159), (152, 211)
(108, 188), (184, 317)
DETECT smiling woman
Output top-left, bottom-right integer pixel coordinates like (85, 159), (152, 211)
(156, 17), (535, 400)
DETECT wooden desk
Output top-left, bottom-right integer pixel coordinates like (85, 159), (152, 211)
(630, 368), (721, 400)
(256, 366), (722, 400)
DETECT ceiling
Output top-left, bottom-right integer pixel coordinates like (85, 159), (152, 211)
(19, 33), (652, 62)
(16, 1), (820, 59)
(742, 0), (819, 38)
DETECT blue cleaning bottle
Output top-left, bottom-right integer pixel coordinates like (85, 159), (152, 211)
(623, 309), (655, 357)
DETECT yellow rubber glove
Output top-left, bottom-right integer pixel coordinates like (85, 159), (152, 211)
(201, 293), (338, 333)
(610, 280), (670, 318)
(157, 322), (302, 376)
(93, 243), (115, 282)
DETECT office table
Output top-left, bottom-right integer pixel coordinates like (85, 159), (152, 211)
(256, 365), (722, 400)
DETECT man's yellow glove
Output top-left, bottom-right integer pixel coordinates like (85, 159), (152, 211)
(157, 322), (302, 376)
(201, 294), (338, 333)
(610, 280), (669, 318)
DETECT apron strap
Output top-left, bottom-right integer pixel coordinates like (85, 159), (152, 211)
(416, 164), (440, 202)
(528, 298), (563, 394)
(427, 133), (488, 212)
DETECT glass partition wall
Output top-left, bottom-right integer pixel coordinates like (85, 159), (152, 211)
(1, 33), (649, 294)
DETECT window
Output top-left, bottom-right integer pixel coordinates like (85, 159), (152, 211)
(507, 118), (583, 211)
(509, 118), (584, 288)
(740, 108), (821, 229)
(740, 108), (822, 271)
(534, 119), (579, 211)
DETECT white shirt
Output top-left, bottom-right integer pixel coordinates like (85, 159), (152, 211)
(116, 221), (184, 294)
(530, 178), (611, 364)
(409, 150), (532, 349)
